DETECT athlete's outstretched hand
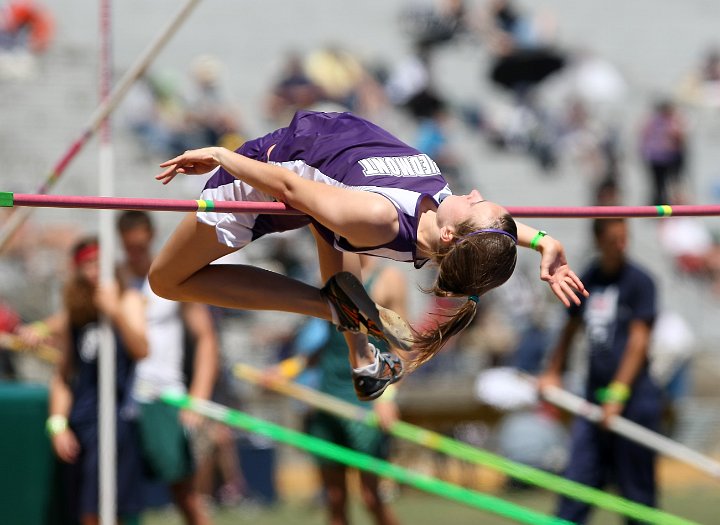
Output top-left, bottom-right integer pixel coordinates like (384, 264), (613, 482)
(156, 147), (223, 185)
(537, 236), (588, 307)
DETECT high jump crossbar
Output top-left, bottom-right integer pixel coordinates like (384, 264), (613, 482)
(160, 391), (573, 525)
(3, 192), (720, 218)
(233, 363), (699, 525)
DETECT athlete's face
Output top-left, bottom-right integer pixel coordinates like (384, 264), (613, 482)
(436, 189), (508, 238)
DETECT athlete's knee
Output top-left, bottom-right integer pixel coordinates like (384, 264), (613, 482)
(148, 259), (180, 300)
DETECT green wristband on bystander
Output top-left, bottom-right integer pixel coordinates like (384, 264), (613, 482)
(596, 381), (631, 404)
(46, 414), (68, 437)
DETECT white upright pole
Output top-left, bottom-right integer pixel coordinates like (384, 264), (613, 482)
(98, 0), (117, 523)
(539, 384), (720, 480)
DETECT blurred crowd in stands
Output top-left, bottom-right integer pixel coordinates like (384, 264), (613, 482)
(3, 0), (720, 523)
(0, 0), (53, 80)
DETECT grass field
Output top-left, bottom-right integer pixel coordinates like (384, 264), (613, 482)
(143, 484), (717, 525)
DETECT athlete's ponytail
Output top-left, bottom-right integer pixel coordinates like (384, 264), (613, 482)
(409, 215), (517, 368)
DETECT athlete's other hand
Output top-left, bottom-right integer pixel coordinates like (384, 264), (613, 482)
(537, 236), (589, 307)
(156, 147), (223, 185)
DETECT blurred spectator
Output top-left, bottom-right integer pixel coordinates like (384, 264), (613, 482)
(0, 0), (52, 52)
(0, 299), (21, 378)
(676, 46), (720, 111)
(265, 51), (323, 125)
(398, 0), (470, 52)
(0, 209), (81, 341)
(648, 311), (696, 399)
(194, 419), (247, 508)
(656, 212), (720, 294)
(556, 97), (624, 197)
(413, 96), (463, 188)
(593, 177), (622, 206)
(473, 0), (566, 171)
(657, 215), (714, 275)
(639, 99), (688, 205)
(556, 48), (628, 123)
(480, 0), (549, 49)
(122, 57), (244, 160)
(540, 219), (661, 524)
(304, 44), (387, 116)
(265, 234), (315, 284)
(120, 74), (189, 159)
(116, 210), (218, 525)
(384, 40), (460, 179)
(384, 45), (433, 110)
(0, 0), (53, 80)
(0, 299), (20, 331)
(183, 54), (245, 151)
(647, 311), (694, 438)
(479, 0), (564, 95)
(188, 310), (248, 509)
(47, 237), (148, 525)
(549, 50), (626, 190)
(573, 51), (626, 104)
(0, 207), (80, 278)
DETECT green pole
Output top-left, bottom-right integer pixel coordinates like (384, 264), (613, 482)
(162, 392), (572, 525)
(233, 364), (699, 525)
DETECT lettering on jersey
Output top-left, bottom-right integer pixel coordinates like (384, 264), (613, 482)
(79, 323), (101, 362)
(584, 286), (619, 352)
(359, 154), (441, 177)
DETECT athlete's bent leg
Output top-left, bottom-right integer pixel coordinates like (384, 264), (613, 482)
(149, 213), (330, 320)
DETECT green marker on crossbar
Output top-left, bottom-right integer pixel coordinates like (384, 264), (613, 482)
(0, 192), (14, 207)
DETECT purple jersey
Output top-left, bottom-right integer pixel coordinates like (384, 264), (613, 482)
(199, 110), (451, 267)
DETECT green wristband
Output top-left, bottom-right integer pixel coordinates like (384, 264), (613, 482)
(607, 381), (631, 403)
(596, 382), (631, 404)
(46, 414), (68, 436)
(530, 230), (547, 251)
(31, 321), (51, 337)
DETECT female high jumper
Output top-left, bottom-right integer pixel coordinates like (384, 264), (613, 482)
(149, 110), (587, 400)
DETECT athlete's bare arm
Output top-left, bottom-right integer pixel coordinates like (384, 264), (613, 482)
(157, 146), (400, 248)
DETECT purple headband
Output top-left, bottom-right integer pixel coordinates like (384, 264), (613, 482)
(461, 228), (518, 245)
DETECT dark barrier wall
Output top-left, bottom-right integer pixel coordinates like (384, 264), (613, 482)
(0, 382), (54, 525)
